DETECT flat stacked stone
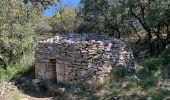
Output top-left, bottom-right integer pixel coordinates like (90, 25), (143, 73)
(35, 33), (134, 84)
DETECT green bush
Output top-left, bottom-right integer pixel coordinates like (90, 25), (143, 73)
(139, 69), (161, 87)
(0, 54), (34, 82)
(143, 75), (159, 87)
(111, 86), (123, 94)
(138, 68), (161, 87)
(114, 65), (127, 80)
(161, 51), (170, 65)
(142, 58), (161, 71)
(129, 39), (150, 58)
(146, 88), (170, 99)
(136, 57), (162, 87)
(70, 82), (89, 93)
(0, 68), (8, 81)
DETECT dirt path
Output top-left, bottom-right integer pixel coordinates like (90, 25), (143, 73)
(2, 91), (53, 100)
(0, 82), (53, 100)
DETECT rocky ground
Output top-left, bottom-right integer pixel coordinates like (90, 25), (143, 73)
(0, 75), (54, 100)
(1, 75), (170, 100)
(0, 74), (70, 100)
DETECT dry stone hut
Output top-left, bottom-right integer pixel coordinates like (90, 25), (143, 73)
(35, 34), (134, 84)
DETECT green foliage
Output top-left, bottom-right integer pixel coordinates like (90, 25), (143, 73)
(78, 0), (170, 55)
(161, 49), (170, 65)
(114, 65), (128, 80)
(0, 0), (53, 64)
(110, 86), (123, 95)
(136, 58), (163, 87)
(71, 82), (89, 93)
(142, 58), (162, 71)
(0, 62), (32, 81)
(129, 39), (150, 58)
(129, 82), (140, 94)
(146, 88), (170, 99)
(143, 75), (159, 87)
(78, 0), (129, 37)
(12, 93), (20, 100)
(49, 5), (78, 34)
(23, 0), (61, 7)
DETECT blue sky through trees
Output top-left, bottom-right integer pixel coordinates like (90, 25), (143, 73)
(43, 0), (80, 16)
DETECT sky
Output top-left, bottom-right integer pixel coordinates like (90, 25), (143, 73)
(43, 0), (80, 16)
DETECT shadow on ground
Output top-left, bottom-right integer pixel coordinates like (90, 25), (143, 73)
(9, 66), (53, 99)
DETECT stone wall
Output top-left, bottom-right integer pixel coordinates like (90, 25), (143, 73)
(35, 34), (134, 84)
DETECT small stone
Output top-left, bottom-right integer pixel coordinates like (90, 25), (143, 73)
(98, 67), (103, 71)
(32, 79), (41, 85)
(147, 96), (152, 100)
(111, 96), (118, 100)
(86, 80), (93, 86)
(58, 88), (65, 93)
(122, 82), (129, 88)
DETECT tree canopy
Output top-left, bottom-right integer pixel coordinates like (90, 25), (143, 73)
(23, 0), (61, 6)
(78, 0), (170, 55)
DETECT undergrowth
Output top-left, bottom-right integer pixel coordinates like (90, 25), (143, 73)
(0, 53), (34, 82)
(59, 50), (170, 99)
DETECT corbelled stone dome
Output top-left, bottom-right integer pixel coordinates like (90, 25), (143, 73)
(35, 33), (134, 84)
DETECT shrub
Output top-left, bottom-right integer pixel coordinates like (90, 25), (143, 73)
(136, 57), (163, 87)
(142, 58), (161, 71)
(139, 68), (161, 87)
(114, 65), (128, 80)
(70, 82), (89, 93)
(0, 55), (34, 82)
(143, 75), (159, 87)
(146, 88), (170, 99)
(160, 51), (170, 65)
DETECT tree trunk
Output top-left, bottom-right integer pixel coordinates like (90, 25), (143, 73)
(116, 28), (121, 39)
(157, 24), (161, 39)
(147, 29), (152, 41)
(147, 30), (154, 55)
(130, 23), (142, 41)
